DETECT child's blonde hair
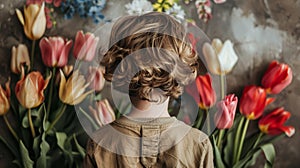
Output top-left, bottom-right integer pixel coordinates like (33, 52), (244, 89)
(100, 12), (198, 102)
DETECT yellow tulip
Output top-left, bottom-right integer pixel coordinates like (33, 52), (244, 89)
(15, 70), (50, 109)
(0, 79), (10, 116)
(11, 44), (30, 74)
(202, 38), (238, 75)
(15, 2), (46, 40)
(59, 70), (93, 105)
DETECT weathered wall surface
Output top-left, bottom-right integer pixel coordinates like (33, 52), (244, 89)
(0, 0), (299, 167)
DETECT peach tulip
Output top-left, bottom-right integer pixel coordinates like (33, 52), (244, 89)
(261, 61), (293, 94)
(0, 79), (10, 116)
(39, 36), (73, 67)
(59, 70), (93, 105)
(73, 31), (99, 61)
(15, 70), (50, 108)
(11, 44), (30, 74)
(89, 99), (115, 127)
(16, 2), (46, 40)
(87, 66), (105, 92)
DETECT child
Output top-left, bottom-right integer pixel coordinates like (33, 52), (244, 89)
(84, 12), (214, 168)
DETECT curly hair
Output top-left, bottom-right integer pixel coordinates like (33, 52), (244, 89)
(100, 12), (198, 102)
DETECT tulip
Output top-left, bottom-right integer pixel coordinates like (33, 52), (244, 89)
(0, 79), (10, 116)
(11, 44), (30, 74)
(89, 99), (115, 126)
(186, 73), (216, 109)
(59, 70), (93, 105)
(214, 94), (238, 129)
(87, 66), (105, 92)
(239, 85), (274, 120)
(202, 38), (238, 75)
(16, 2), (46, 40)
(39, 36), (73, 67)
(187, 33), (200, 53)
(15, 70), (50, 108)
(213, 0), (226, 4)
(259, 107), (295, 137)
(73, 31), (99, 61)
(261, 61), (293, 94)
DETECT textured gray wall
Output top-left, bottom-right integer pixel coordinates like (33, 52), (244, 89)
(0, 0), (299, 167)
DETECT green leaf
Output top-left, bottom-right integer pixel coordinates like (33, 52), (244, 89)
(261, 143), (275, 168)
(19, 140), (34, 168)
(73, 134), (86, 158)
(56, 132), (67, 150)
(33, 104), (46, 128)
(33, 135), (41, 157)
(36, 133), (50, 168)
(56, 132), (73, 167)
(212, 135), (225, 168)
(12, 159), (22, 168)
(22, 114), (29, 128)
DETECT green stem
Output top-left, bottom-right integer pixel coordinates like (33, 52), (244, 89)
(28, 108), (36, 138)
(216, 129), (225, 149)
(220, 74), (225, 99)
(233, 116), (245, 164)
(235, 118), (250, 163)
(195, 108), (203, 129)
(206, 109), (211, 133)
(79, 107), (99, 130)
(46, 104), (67, 134)
(30, 40), (36, 69)
(46, 67), (56, 119)
(253, 132), (264, 149)
(3, 115), (19, 141)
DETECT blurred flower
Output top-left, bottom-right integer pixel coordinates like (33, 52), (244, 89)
(11, 44), (30, 74)
(202, 38), (238, 75)
(89, 99), (115, 126)
(63, 65), (73, 77)
(186, 73), (216, 110)
(73, 31), (99, 61)
(195, 0), (212, 22)
(87, 6), (104, 23)
(87, 66), (105, 92)
(165, 3), (185, 22)
(261, 61), (293, 94)
(59, 70), (93, 105)
(187, 33), (200, 53)
(0, 79), (10, 116)
(184, 0), (193, 4)
(153, 0), (174, 12)
(259, 107), (295, 137)
(239, 85), (274, 120)
(27, 0), (63, 7)
(213, 0), (226, 4)
(15, 70), (50, 108)
(125, 0), (153, 15)
(214, 94), (238, 129)
(16, 2), (46, 40)
(39, 36), (73, 67)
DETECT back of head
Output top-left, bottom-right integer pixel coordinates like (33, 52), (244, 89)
(100, 12), (198, 102)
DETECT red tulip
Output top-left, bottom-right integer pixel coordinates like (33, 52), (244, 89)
(214, 94), (238, 129)
(39, 36), (73, 67)
(73, 31), (99, 61)
(239, 85), (274, 120)
(87, 66), (105, 92)
(259, 107), (295, 137)
(186, 73), (216, 109)
(261, 61), (292, 94)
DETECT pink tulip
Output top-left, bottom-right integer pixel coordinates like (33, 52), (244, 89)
(214, 94), (238, 129)
(87, 66), (105, 92)
(73, 31), (99, 61)
(261, 61), (293, 94)
(213, 0), (226, 4)
(89, 99), (115, 127)
(39, 36), (73, 67)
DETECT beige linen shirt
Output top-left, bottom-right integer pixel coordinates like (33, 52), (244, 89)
(84, 116), (214, 168)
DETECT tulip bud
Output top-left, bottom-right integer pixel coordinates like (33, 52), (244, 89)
(87, 66), (105, 92)
(39, 36), (73, 67)
(185, 73), (216, 110)
(259, 107), (295, 137)
(59, 70), (93, 105)
(15, 2), (46, 40)
(214, 94), (238, 129)
(261, 61), (293, 94)
(239, 85), (274, 120)
(202, 39), (238, 75)
(73, 31), (99, 61)
(0, 79), (10, 116)
(89, 99), (115, 127)
(15, 70), (50, 108)
(11, 44), (30, 74)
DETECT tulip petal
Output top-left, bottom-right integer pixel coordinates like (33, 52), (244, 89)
(218, 40), (238, 73)
(31, 3), (46, 40)
(15, 9), (25, 25)
(73, 31), (85, 59)
(202, 43), (221, 74)
(59, 69), (67, 103)
(72, 89), (93, 105)
(24, 4), (40, 39)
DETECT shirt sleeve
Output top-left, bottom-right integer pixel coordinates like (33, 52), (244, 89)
(83, 139), (97, 168)
(199, 138), (214, 168)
